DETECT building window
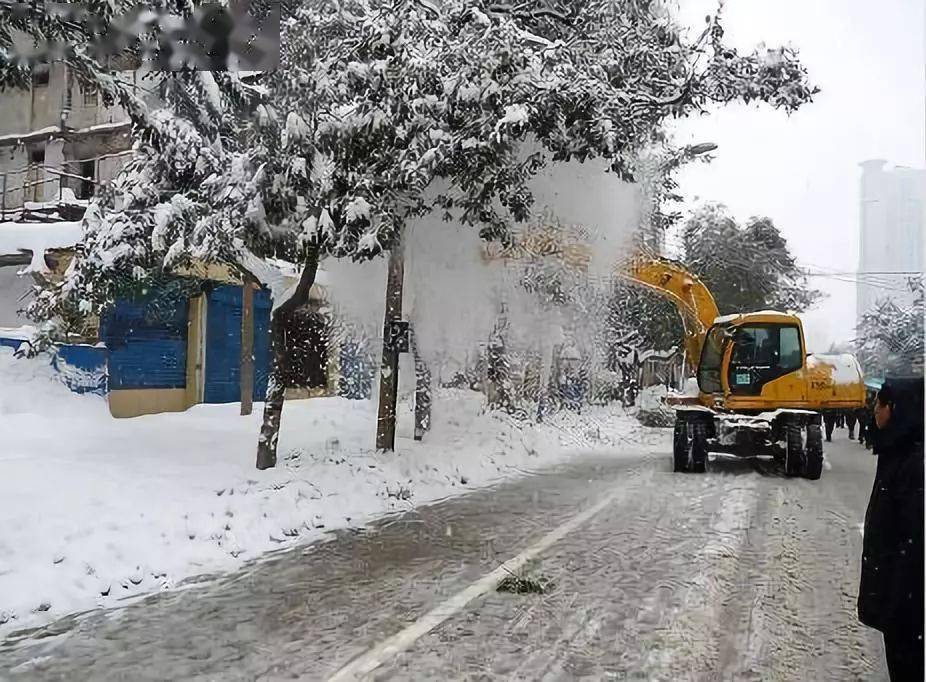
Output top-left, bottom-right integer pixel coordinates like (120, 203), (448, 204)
(32, 63), (50, 87)
(83, 87), (98, 107)
(29, 147), (45, 165)
(78, 159), (96, 200)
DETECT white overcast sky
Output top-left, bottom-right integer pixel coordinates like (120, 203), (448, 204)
(667, 0), (925, 352)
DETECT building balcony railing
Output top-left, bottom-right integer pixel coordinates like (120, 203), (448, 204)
(0, 150), (133, 222)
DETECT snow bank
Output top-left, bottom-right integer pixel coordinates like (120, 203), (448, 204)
(0, 325), (35, 341)
(636, 384), (676, 427)
(0, 221), (82, 273)
(638, 384), (668, 412)
(0, 347), (650, 639)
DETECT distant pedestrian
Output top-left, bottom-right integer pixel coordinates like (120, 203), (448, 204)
(847, 411), (858, 440)
(858, 377), (925, 681)
(856, 406), (871, 448)
(860, 390), (878, 450)
(824, 413), (836, 442)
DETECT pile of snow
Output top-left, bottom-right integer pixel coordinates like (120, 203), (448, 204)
(0, 325), (35, 341)
(0, 221), (82, 273)
(0, 347), (653, 638)
(636, 384), (676, 427)
(680, 377), (699, 396)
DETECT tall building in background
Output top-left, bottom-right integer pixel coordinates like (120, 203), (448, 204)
(857, 159), (925, 325)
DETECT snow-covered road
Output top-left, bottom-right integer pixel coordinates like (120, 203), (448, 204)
(0, 435), (885, 680)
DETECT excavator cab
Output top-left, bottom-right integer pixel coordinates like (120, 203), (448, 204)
(697, 318), (806, 399)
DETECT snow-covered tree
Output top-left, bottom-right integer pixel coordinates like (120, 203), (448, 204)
(13, 0), (818, 468)
(855, 278), (924, 378)
(681, 203), (823, 315)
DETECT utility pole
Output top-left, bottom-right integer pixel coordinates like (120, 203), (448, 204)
(240, 277), (255, 416)
(375, 233), (407, 451)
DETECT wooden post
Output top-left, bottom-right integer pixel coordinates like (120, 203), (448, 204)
(375, 234), (405, 452)
(240, 278), (255, 416)
(1, 173), (6, 220)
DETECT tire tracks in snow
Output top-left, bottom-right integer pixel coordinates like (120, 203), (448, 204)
(361, 446), (884, 681)
(639, 477), (760, 680)
(499, 469), (740, 680)
(733, 482), (880, 681)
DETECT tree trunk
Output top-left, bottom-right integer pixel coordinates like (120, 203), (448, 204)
(485, 306), (512, 413)
(537, 341), (557, 423)
(255, 245), (320, 470)
(375, 237), (406, 451)
(240, 278), (255, 416)
(411, 327), (431, 441)
(256, 311), (288, 469)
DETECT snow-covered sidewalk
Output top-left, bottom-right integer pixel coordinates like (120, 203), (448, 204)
(0, 347), (647, 639)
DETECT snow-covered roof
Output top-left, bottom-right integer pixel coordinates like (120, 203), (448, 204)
(72, 121), (131, 136)
(0, 221), (83, 272)
(0, 121), (130, 148)
(236, 250), (328, 310)
(0, 125), (60, 146)
(0, 222), (329, 306)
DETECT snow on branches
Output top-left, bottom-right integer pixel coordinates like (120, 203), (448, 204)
(11, 0), (818, 339)
(855, 278), (925, 377)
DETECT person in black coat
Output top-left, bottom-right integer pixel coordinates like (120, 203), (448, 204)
(858, 377), (925, 681)
(859, 389), (878, 450)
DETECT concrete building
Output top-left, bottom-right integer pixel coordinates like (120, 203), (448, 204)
(0, 63), (148, 218)
(0, 61), (159, 329)
(857, 159), (925, 322)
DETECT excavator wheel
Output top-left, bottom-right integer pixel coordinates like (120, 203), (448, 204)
(784, 422), (806, 477)
(689, 421), (709, 474)
(803, 423), (824, 480)
(672, 418), (689, 472)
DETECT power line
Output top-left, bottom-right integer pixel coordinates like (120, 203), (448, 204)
(805, 270), (922, 276)
(805, 274), (910, 293)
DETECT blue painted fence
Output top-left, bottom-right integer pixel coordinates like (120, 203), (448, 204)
(52, 344), (108, 394)
(0, 337), (23, 351)
(0, 334), (108, 395)
(204, 285), (272, 404)
(3, 284), (273, 404)
(100, 298), (189, 390)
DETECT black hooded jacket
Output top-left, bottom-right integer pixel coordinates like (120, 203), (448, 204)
(858, 377), (925, 635)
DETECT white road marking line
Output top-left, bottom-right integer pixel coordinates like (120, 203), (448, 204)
(327, 471), (649, 681)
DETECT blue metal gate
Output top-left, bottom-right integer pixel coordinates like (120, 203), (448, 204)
(101, 298), (188, 390)
(204, 285), (272, 403)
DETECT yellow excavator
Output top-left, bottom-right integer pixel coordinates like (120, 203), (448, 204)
(623, 256), (866, 480)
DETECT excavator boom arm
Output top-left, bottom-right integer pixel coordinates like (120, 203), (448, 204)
(619, 257), (721, 372)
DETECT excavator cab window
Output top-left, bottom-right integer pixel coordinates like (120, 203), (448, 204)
(728, 324), (803, 395)
(697, 324), (728, 394)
